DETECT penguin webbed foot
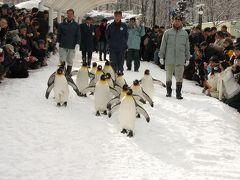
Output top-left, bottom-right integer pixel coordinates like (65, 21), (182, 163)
(136, 113), (141, 118)
(127, 130), (133, 137)
(96, 111), (100, 116)
(63, 102), (67, 107)
(90, 92), (94, 95)
(103, 110), (107, 115)
(80, 93), (87, 97)
(108, 112), (112, 118)
(151, 103), (154, 107)
(57, 103), (61, 107)
(121, 128), (127, 134)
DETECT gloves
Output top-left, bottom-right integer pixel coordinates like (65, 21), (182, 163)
(75, 44), (80, 50)
(185, 60), (190, 66)
(160, 58), (164, 65)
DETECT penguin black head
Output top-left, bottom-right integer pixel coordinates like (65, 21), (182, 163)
(97, 65), (102, 71)
(105, 60), (110, 66)
(122, 84), (129, 91)
(82, 61), (88, 67)
(105, 73), (111, 79)
(92, 62), (97, 68)
(117, 71), (124, 76)
(57, 68), (64, 75)
(133, 79), (140, 86)
(144, 69), (150, 75)
(126, 89), (133, 96)
(100, 74), (106, 81)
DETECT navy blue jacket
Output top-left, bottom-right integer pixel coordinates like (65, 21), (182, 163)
(80, 23), (95, 52)
(106, 21), (128, 51)
(57, 19), (80, 49)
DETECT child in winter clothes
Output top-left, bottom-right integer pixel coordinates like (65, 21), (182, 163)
(223, 38), (234, 64)
(31, 39), (47, 67)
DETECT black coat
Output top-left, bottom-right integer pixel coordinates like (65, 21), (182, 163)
(106, 21), (128, 51)
(80, 23), (95, 52)
(58, 19), (80, 49)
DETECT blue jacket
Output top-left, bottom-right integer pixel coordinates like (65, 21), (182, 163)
(106, 21), (128, 51)
(58, 19), (80, 49)
(127, 25), (145, 50)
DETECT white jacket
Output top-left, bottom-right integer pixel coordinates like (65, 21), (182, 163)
(207, 72), (219, 98)
(220, 67), (240, 99)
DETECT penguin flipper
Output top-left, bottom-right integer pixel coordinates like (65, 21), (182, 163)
(114, 84), (122, 93)
(152, 78), (166, 88)
(88, 72), (95, 79)
(81, 86), (95, 95)
(136, 104), (150, 123)
(133, 94), (146, 104)
(142, 89), (154, 107)
(70, 70), (78, 77)
(89, 77), (95, 87)
(110, 87), (119, 96)
(107, 96), (120, 110)
(66, 76), (81, 96)
(45, 83), (54, 99)
(108, 102), (121, 118)
(47, 72), (55, 87)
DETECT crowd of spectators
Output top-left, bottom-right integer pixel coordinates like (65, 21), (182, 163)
(0, 4), (57, 82)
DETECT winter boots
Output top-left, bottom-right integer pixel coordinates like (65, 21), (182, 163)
(176, 82), (183, 100)
(166, 81), (172, 97)
(166, 81), (183, 99)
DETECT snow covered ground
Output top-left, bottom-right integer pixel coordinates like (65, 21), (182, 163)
(0, 51), (240, 180)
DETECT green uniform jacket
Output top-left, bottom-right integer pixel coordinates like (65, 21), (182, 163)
(127, 25), (145, 50)
(159, 27), (190, 65)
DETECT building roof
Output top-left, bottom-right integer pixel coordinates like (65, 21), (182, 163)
(42, 0), (117, 17)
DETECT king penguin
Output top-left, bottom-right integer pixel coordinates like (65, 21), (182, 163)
(46, 66), (80, 106)
(75, 62), (90, 96)
(118, 89), (150, 137)
(115, 71), (127, 93)
(90, 62), (97, 76)
(140, 69), (154, 100)
(89, 65), (104, 87)
(94, 74), (111, 116)
(131, 79), (154, 107)
(103, 60), (115, 81)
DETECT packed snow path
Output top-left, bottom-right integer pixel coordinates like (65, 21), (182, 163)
(0, 52), (240, 180)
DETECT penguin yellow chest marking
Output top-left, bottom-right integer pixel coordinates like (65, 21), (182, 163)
(141, 76), (154, 99)
(54, 74), (69, 103)
(76, 68), (89, 91)
(94, 80), (110, 111)
(119, 96), (136, 130)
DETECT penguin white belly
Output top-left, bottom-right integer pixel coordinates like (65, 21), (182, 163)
(76, 71), (89, 92)
(142, 78), (154, 99)
(95, 72), (103, 84)
(54, 76), (69, 103)
(132, 87), (143, 97)
(119, 97), (136, 130)
(116, 78), (125, 88)
(94, 83), (110, 111)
